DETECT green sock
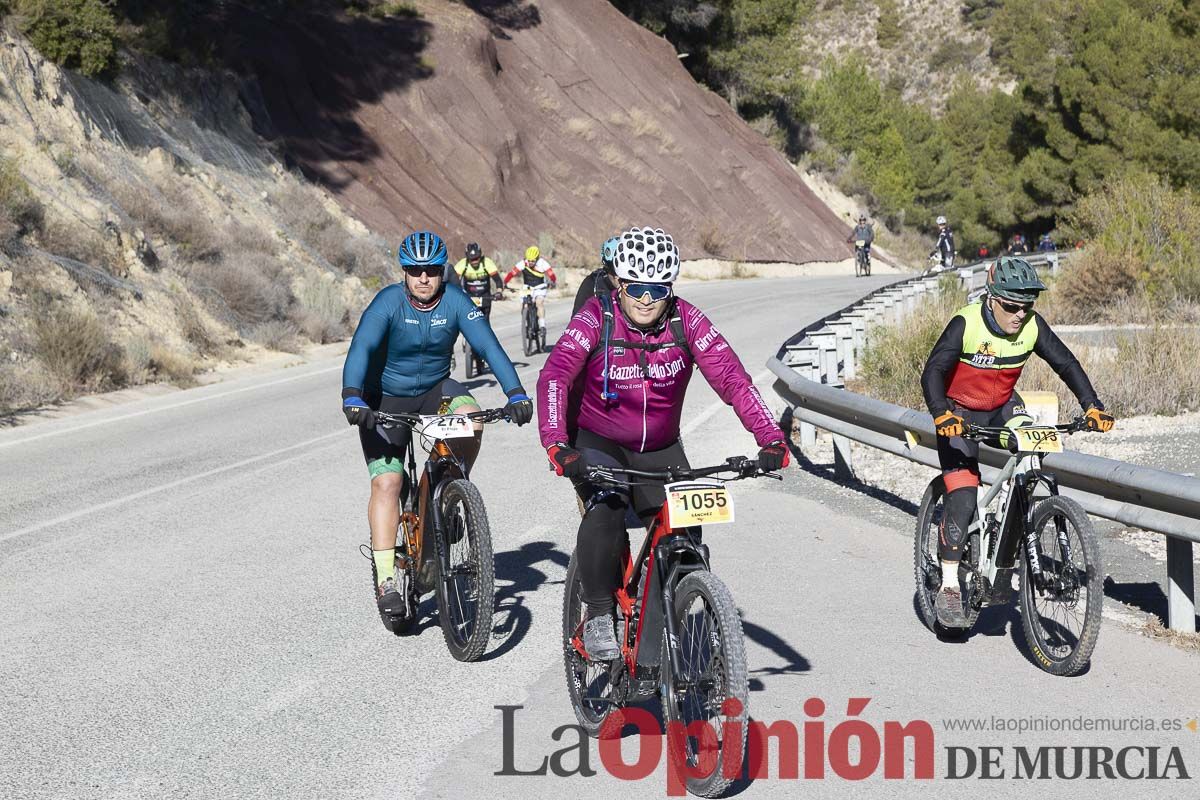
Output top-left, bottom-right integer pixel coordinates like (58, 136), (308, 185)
(373, 549), (395, 585)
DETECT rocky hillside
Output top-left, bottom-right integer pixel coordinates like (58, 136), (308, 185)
(0, 31), (386, 414)
(231, 0), (850, 264)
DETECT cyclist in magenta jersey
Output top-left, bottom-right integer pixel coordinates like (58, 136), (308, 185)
(536, 226), (790, 659)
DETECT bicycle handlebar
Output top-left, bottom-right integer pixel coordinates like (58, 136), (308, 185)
(963, 416), (1088, 451)
(374, 408), (510, 428)
(582, 455), (781, 487)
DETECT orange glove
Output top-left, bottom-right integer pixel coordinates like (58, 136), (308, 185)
(934, 410), (965, 438)
(1084, 406), (1114, 433)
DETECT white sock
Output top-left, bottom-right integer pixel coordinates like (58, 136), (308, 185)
(941, 560), (959, 590)
(539, 319), (546, 329)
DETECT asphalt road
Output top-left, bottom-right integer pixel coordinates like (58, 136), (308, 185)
(3, 274), (1197, 800)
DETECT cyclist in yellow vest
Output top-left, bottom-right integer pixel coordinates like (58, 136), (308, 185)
(920, 257), (1114, 627)
(452, 242), (503, 319)
(503, 245), (558, 332)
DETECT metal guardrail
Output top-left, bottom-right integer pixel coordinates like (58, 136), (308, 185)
(767, 253), (1199, 633)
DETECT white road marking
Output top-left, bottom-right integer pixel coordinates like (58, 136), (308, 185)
(0, 431), (344, 543)
(0, 365), (344, 450)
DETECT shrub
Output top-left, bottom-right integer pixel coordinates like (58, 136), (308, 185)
(15, 0), (119, 77)
(1020, 327), (1200, 417)
(698, 219), (727, 257)
(250, 320), (303, 353)
(191, 254), (293, 328)
(1064, 174), (1200, 306)
(1044, 246), (1143, 323)
(148, 345), (197, 387)
(32, 302), (126, 390)
(291, 278), (347, 343)
(172, 291), (223, 358)
(851, 279), (965, 409)
(0, 359), (63, 416)
(111, 174), (222, 262)
(0, 156), (45, 243)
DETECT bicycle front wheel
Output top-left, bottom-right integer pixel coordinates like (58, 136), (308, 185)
(435, 479), (496, 661)
(1018, 496), (1103, 676)
(562, 551), (619, 737)
(661, 571), (748, 798)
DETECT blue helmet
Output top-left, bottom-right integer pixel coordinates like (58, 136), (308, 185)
(397, 231), (448, 270)
(601, 236), (620, 267)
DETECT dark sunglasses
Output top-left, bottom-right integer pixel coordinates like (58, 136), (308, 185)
(622, 281), (672, 304)
(403, 264), (443, 278)
(995, 298), (1033, 314)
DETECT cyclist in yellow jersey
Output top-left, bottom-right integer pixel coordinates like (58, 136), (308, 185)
(453, 242), (503, 320)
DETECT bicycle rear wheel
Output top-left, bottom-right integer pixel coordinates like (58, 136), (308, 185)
(661, 571), (748, 798)
(522, 302), (534, 356)
(435, 479), (495, 661)
(562, 551), (620, 737)
(913, 478), (979, 634)
(463, 340), (476, 379)
(1018, 496), (1103, 676)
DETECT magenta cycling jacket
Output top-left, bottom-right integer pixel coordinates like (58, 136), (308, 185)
(537, 294), (783, 452)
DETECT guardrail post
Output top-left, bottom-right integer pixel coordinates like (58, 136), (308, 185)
(1166, 536), (1197, 633)
(829, 322), (856, 380)
(810, 330), (838, 383)
(832, 433), (855, 481)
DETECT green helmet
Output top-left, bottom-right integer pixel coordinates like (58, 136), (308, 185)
(986, 256), (1045, 302)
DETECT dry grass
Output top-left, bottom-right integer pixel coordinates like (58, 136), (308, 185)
(564, 117), (596, 142)
(1140, 617), (1200, 653)
(149, 345), (197, 386)
(292, 279), (347, 343)
(111, 172), (222, 262)
(0, 155), (45, 250)
(189, 254), (293, 328)
(272, 183), (391, 281)
(0, 359), (62, 416)
(699, 218), (728, 257)
(599, 145), (623, 167)
(1020, 327), (1200, 417)
(38, 217), (122, 275)
(172, 291), (224, 358)
(33, 303), (126, 391)
(533, 87), (561, 114)
(250, 320), (303, 353)
(850, 279), (965, 408)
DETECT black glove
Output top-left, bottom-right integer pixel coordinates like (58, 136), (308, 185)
(547, 443), (587, 478)
(342, 392), (376, 430)
(504, 387), (534, 426)
(757, 441), (790, 472)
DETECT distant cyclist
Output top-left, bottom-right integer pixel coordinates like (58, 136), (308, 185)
(503, 245), (557, 333)
(1037, 233), (1057, 252)
(572, 236), (620, 316)
(537, 226), (790, 660)
(920, 257), (1113, 627)
(847, 213), (874, 263)
(929, 215), (956, 271)
(342, 231), (534, 626)
(453, 242), (503, 319)
(1006, 233), (1028, 255)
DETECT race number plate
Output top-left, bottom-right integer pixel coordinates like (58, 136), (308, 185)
(665, 480), (734, 528)
(419, 415), (474, 440)
(855, 240), (866, 247)
(1013, 426), (1063, 453)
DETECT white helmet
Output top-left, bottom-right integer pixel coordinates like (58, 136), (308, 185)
(936, 215), (947, 225)
(613, 226), (679, 283)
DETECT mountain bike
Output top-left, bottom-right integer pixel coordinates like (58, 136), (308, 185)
(854, 240), (871, 277)
(519, 285), (547, 356)
(364, 407), (509, 661)
(562, 456), (780, 797)
(914, 418), (1103, 676)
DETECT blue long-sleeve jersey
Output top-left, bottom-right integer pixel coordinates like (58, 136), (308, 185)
(342, 284), (521, 398)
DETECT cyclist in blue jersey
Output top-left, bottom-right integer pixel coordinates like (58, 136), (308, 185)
(342, 231), (533, 622)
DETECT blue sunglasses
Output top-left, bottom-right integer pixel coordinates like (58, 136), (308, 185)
(621, 281), (672, 303)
